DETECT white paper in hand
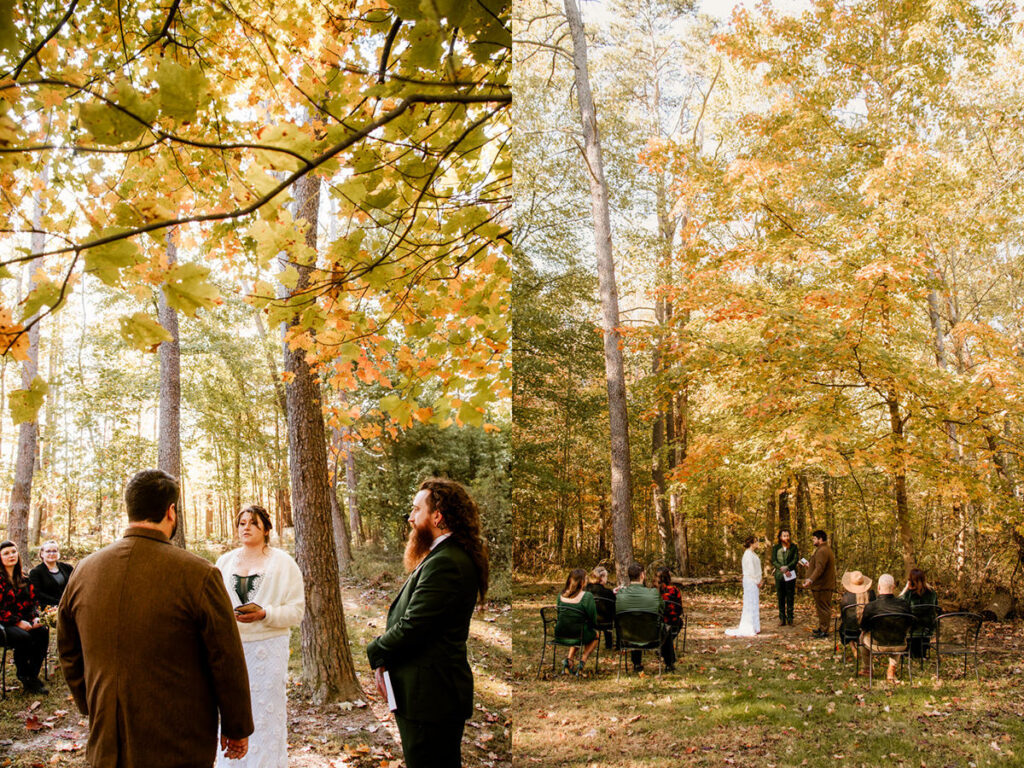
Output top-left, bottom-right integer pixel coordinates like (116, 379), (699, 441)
(799, 557), (809, 566)
(783, 569), (797, 582)
(383, 670), (397, 711)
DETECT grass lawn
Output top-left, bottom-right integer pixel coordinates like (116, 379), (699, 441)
(511, 580), (1024, 768)
(1, 559), (511, 768)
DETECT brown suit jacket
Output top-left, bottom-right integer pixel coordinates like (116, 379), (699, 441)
(58, 527), (253, 768)
(805, 543), (836, 592)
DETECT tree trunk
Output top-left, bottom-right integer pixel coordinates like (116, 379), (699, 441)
(886, 390), (916, 575)
(158, 227), (185, 547)
(669, 389), (689, 576)
(344, 431), (361, 545)
(777, 485), (791, 529)
(565, 0), (633, 583)
(796, 473), (813, 537)
(9, 179), (46, 557)
(651, 301), (674, 563)
(328, 418), (353, 574)
(765, 491), (776, 542)
(285, 173), (361, 701)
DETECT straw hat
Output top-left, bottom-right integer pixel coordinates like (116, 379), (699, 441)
(841, 570), (872, 594)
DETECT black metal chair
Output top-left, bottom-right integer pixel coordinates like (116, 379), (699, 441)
(834, 603), (864, 669)
(592, 595), (616, 669)
(909, 603), (941, 666)
(859, 611), (914, 687)
(934, 612), (983, 681)
(614, 610), (665, 679)
(537, 605), (594, 679)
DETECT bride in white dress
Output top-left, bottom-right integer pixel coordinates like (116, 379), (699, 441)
(725, 536), (762, 637)
(216, 505), (305, 768)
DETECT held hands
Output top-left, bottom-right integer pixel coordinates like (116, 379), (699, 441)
(235, 608), (267, 623)
(220, 735), (248, 760)
(16, 620), (33, 631)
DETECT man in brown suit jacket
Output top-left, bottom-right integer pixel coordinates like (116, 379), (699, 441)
(800, 529), (836, 638)
(58, 469), (254, 767)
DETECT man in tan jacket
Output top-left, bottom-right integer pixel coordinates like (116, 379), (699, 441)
(800, 529), (836, 638)
(58, 469), (253, 767)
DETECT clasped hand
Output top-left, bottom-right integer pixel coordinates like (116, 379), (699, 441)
(16, 619), (41, 631)
(220, 735), (248, 759)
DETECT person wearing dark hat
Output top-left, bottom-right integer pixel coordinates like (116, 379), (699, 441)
(771, 529), (800, 625)
(839, 571), (875, 674)
(800, 530), (836, 638)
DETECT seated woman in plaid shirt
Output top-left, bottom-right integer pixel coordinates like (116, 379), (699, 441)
(656, 567), (683, 672)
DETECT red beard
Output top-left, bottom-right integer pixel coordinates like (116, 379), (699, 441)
(403, 523), (435, 572)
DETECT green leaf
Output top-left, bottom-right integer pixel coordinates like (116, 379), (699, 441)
(118, 312), (173, 352)
(458, 402), (484, 428)
(155, 59), (209, 123)
(22, 278), (63, 320)
(78, 81), (156, 145)
(162, 262), (219, 316)
(9, 375), (48, 425)
(84, 233), (141, 285)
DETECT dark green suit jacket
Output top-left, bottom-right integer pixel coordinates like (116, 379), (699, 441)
(771, 543), (800, 583)
(366, 538), (478, 723)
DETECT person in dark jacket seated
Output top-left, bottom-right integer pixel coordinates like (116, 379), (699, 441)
(0, 540), (50, 694)
(584, 566), (616, 650)
(28, 541), (74, 608)
(859, 573), (914, 683)
(899, 567), (939, 658)
(554, 568), (598, 675)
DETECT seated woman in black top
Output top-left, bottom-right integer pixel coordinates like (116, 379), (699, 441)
(28, 540), (74, 608)
(584, 566), (616, 649)
(555, 568), (598, 675)
(899, 567), (939, 658)
(839, 570), (875, 675)
(0, 540), (50, 694)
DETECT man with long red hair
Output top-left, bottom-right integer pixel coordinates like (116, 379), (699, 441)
(366, 478), (489, 768)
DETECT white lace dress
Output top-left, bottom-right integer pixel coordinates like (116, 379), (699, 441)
(217, 573), (290, 768)
(725, 548), (762, 637)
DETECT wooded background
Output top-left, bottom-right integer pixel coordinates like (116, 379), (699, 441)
(513, 0), (1024, 605)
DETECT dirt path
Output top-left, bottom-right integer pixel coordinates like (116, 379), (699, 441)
(1, 575), (511, 768)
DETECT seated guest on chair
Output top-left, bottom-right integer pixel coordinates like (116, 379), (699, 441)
(584, 566), (616, 651)
(555, 568), (598, 674)
(656, 567), (683, 673)
(839, 570), (875, 675)
(899, 567), (939, 658)
(859, 573), (914, 683)
(614, 563), (662, 673)
(29, 541), (74, 608)
(0, 540), (50, 694)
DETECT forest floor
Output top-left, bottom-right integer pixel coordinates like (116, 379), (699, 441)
(0, 561), (512, 768)
(512, 579), (1024, 768)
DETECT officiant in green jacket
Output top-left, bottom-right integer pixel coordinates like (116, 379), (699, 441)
(366, 479), (490, 768)
(771, 528), (800, 625)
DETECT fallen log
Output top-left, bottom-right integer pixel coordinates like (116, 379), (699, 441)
(672, 575), (742, 587)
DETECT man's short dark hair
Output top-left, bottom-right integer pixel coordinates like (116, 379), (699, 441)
(627, 562), (644, 581)
(812, 529), (827, 542)
(125, 469), (179, 523)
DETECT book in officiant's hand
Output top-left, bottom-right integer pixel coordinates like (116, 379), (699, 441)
(235, 602), (262, 615)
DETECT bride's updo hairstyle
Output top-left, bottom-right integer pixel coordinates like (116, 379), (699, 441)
(236, 504), (273, 546)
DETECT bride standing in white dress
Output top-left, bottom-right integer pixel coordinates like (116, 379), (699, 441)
(216, 505), (305, 767)
(725, 536), (762, 637)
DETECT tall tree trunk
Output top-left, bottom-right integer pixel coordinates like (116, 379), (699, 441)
(565, 0), (633, 583)
(669, 389), (689, 576)
(777, 485), (791, 529)
(9, 176), (46, 557)
(765, 490), (776, 542)
(285, 173), (360, 701)
(651, 299), (674, 563)
(328, 418), (353, 574)
(158, 227), (185, 547)
(344, 431), (361, 545)
(796, 473), (813, 538)
(886, 390), (916, 575)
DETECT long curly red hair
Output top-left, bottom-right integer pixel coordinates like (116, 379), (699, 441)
(419, 478), (490, 603)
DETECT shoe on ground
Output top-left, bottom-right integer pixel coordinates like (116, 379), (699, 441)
(20, 677), (48, 695)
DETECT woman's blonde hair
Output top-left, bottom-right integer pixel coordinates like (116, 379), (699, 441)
(587, 566), (608, 585)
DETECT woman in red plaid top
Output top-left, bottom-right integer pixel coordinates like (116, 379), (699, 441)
(0, 540), (50, 694)
(656, 567), (683, 672)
